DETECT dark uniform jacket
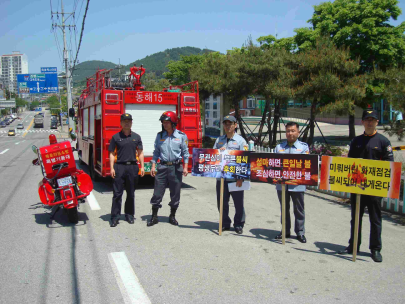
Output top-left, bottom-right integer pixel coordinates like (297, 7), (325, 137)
(348, 132), (393, 161)
(108, 131), (143, 163)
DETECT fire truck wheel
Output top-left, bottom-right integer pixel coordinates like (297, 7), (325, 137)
(67, 207), (79, 224)
(89, 156), (99, 181)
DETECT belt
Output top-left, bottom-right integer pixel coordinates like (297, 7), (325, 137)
(116, 161), (138, 165)
(160, 160), (181, 166)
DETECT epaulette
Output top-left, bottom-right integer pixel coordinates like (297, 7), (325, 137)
(300, 141), (308, 147)
(177, 130), (185, 135)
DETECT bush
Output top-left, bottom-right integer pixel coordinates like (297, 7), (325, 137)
(309, 142), (348, 156)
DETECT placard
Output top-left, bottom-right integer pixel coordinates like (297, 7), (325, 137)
(319, 156), (402, 199)
(250, 153), (319, 186)
(191, 148), (251, 179)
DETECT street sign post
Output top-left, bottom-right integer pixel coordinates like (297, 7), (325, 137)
(17, 74), (59, 94)
(41, 67), (57, 73)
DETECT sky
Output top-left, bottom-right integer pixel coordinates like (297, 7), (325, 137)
(1, 0), (405, 74)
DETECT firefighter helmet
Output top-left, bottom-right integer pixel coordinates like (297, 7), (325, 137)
(159, 111), (178, 125)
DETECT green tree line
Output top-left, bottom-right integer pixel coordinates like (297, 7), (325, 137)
(165, 0), (405, 146)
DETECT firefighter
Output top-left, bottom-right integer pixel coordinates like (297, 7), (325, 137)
(338, 109), (394, 262)
(213, 115), (248, 234)
(147, 111), (189, 227)
(109, 113), (144, 227)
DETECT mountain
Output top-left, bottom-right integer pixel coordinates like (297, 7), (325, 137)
(124, 46), (214, 77)
(72, 60), (118, 84)
(72, 47), (214, 86)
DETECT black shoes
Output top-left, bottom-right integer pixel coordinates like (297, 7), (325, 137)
(147, 215), (158, 227)
(297, 235), (307, 243)
(169, 214), (178, 226)
(222, 226), (231, 231)
(338, 247), (354, 255)
(147, 208), (159, 227)
(125, 215), (134, 224)
(275, 232), (291, 240)
(110, 219), (119, 227)
(234, 226), (243, 234)
(371, 250), (383, 263)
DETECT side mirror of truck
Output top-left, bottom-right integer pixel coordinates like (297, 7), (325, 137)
(32, 145), (38, 154)
(69, 108), (75, 118)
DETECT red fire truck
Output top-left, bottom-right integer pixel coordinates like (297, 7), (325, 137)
(76, 66), (202, 180)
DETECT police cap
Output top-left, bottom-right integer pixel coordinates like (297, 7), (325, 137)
(121, 113), (133, 121)
(223, 115), (237, 123)
(362, 109), (378, 120)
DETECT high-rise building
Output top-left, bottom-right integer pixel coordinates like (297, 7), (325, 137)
(0, 51), (28, 93)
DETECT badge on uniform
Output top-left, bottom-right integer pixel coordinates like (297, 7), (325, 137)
(160, 139), (165, 142)
(387, 146), (393, 152)
(243, 145), (248, 151)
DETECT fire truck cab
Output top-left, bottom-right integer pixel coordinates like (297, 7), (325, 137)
(76, 66), (202, 180)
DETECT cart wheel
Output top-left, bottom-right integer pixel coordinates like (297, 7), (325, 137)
(67, 206), (79, 223)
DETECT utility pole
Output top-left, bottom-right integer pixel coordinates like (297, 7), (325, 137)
(52, 0), (75, 130)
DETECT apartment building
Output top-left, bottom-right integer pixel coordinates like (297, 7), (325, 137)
(0, 51), (28, 93)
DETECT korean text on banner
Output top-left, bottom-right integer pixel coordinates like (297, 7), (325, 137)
(191, 148), (251, 179)
(250, 153), (319, 186)
(319, 156), (402, 199)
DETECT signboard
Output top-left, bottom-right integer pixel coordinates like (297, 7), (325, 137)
(250, 153), (319, 186)
(17, 73), (59, 94)
(125, 91), (178, 104)
(320, 156), (402, 199)
(41, 67), (57, 73)
(191, 148), (251, 179)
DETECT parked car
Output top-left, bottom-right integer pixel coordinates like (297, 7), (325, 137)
(8, 129), (15, 136)
(5, 119), (11, 125)
(0, 122), (6, 128)
(17, 123), (24, 129)
(50, 121), (58, 129)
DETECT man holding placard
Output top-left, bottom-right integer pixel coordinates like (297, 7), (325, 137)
(339, 109), (393, 262)
(274, 122), (309, 243)
(213, 115), (248, 234)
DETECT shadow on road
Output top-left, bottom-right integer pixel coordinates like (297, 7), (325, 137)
(292, 241), (370, 262)
(177, 220), (220, 235)
(33, 205), (89, 227)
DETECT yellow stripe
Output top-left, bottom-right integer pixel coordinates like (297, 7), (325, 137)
(22, 118), (34, 138)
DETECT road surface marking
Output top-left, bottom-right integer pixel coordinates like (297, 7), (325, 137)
(0, 149), (9, 154)
(23, 119), (34, 138)
(87, 191), (100, 210)
(15, 142), (20, 145)
(109, 252), (151, 304)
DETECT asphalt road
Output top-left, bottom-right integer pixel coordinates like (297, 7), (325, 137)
(0, 112), (404, 304)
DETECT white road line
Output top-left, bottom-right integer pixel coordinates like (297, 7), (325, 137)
(87, 191), (101, 210)
(109, 252), (151, 304)
(15, 142), (20, 145)
(0, 149), (9, 154)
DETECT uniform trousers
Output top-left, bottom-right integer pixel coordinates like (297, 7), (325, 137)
(150, 164), (183, 208)
(216, 180), (245, 228)
(277, 190), (305, 236)
(348, 194), (382, 252)
(111, 163), (139, 220)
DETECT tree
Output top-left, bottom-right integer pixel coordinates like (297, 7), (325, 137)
(294, 38), (364, 145)
(164, 55), (205, 85)
(190, 50), (256, 140)
(295, 0), (405, 138)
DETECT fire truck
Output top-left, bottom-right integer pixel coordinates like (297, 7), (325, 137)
(76, 65), (202, 180)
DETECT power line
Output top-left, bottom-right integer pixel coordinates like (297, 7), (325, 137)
(72, 0), (90, 73)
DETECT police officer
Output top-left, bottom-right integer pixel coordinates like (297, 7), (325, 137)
(274, 122), (309, 243)
(339, 109), (393, 262)
(109, 113), (144, 227)
(147, 111), (189, 227)
(213, 115), (248, 234)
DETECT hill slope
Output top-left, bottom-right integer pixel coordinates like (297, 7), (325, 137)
(72, 46), (214, 86)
